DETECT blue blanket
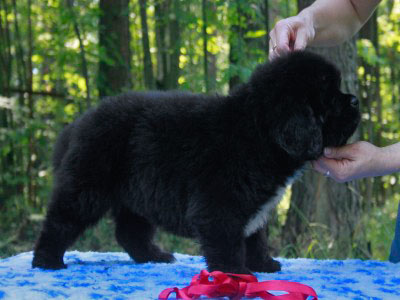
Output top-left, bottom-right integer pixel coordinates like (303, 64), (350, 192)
(0, 251), (399, 299)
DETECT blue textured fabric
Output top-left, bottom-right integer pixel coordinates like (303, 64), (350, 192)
(1, 251), (399, 299)
(389, 201), (400, 263)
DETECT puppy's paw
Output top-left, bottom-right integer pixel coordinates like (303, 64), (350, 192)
(150, 251), (176, 263)
(32, 254), (66, 270)
(248, 257), (281, 273)
(133, 250), (176, 264)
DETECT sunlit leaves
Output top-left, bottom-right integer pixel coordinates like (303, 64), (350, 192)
(245, 29), (267, 38)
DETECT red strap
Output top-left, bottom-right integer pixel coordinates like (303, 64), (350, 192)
(158, 270), (318, 300)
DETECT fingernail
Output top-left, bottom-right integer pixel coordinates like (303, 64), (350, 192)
(324, 148), (332, 156)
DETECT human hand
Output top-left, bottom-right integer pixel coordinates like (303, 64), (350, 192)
(269, 12), (315, 60)
(312, 141), (382, 183)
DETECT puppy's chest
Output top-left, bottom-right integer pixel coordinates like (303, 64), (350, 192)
(243, 170), (302, 237)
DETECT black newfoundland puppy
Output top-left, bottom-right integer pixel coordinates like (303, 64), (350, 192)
(33, 51), (360, 274)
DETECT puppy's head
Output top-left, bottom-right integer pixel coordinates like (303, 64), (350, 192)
(249, 51), (360, 161)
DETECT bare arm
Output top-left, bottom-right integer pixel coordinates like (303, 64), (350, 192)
(308, 0), (381, 46)
(269, 0), (381, 59)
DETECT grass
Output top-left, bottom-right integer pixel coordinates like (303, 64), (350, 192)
(0, 215), (201, 259)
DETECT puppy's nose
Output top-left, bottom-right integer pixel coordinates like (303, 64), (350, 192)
(350, 96), (359, 108)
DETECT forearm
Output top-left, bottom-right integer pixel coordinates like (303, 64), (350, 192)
(299, 0), (380, 47)
(376, 143), (400, 176)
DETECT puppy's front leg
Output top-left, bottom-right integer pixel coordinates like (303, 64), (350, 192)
(245, 226), (281, 273)
(195, 221), (252, 275)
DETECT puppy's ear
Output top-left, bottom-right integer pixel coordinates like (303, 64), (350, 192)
(273, 104), (323, 160)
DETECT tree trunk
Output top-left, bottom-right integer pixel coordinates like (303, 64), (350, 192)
(155, 0), (168, 90)
(207, 46), (217, 93)
(358, 12), (381, 208)
(139, 0), (155, 90)
(167, 0), (181, 90)
(12, 0), (27, 102)
(206, 1), (217, 92)
(282, 0), (366, 259)
(0, 0), (12, 95)
(0, 0), (18, 207)
(228, 0), (246, 90)
(202, 0), (209, 93)
(264, 0), (269, 55)
(98, 0), (132, 97)
(27, 0), (36, 206)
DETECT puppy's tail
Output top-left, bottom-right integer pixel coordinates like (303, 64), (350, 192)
(52, 123), (74, 171)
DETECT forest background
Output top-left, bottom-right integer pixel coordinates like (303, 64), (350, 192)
(0, 0), (399, 261)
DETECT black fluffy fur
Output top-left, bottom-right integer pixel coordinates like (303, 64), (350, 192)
(32, 51), (360, 274)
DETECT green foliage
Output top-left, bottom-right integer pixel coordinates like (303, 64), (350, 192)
(366, 191), (398, 260)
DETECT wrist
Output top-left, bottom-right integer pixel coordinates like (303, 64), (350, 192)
(376, 144), (400, 176)
(299, 0), (352, 47)
(298, 9), (316, 44)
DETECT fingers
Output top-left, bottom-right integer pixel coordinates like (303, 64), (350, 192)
(311, 160), (325, 174)
(312, 157), (352, 183)
(312, 157), (336, 176)
(293, 27), (309, 51)
(312, 142), (376, 183)
(269, 20), (291, 60)
(268, 38), (278, 60)
(269, 16), (312, 60)
(323, 143), (359, 160)
(274, 20), (292, 53)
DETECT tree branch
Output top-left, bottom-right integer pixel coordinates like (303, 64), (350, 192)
(4, 87), (66, 98)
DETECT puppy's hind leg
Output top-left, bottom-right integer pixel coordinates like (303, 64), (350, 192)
(112, 206), (175, 264)
(32, 185), (109, 269)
